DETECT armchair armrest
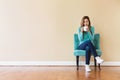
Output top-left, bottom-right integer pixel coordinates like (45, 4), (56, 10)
(74, 33), (79, 50)
(93, 34), (100, 49)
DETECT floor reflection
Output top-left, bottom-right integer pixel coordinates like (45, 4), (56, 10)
(76, 68), (101, 80)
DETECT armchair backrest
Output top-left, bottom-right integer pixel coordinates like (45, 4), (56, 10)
(74, 33), (100, 50)
(93, 34), (100, 49)
(74, 34), (79, 50)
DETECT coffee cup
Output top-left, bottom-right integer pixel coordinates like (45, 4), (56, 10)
(83, 26), (88, 31)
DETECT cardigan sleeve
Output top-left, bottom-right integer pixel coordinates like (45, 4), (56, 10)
(77, 27), (83, 41)
(88, 26), (94, 40)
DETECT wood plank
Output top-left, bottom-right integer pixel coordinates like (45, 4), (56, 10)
(0, 66), (119, 80)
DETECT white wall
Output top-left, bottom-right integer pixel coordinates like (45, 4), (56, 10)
(0, 0), (120, 61)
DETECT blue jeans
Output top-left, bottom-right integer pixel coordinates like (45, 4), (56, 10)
(77, 40), (98, 65)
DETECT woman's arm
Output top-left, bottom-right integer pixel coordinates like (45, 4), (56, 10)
(88, 26), (94, 41)
(78, 27), (83, 41)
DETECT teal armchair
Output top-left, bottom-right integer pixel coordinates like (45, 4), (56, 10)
(73, 33), (102, 70)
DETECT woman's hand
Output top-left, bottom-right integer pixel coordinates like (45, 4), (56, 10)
(86, 27), (90, 32)
(81, 27), (84, 32)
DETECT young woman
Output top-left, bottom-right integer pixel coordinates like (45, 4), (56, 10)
(77, 16), (104, 72)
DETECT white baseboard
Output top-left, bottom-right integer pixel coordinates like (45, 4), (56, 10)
(0, 61), (120, 66)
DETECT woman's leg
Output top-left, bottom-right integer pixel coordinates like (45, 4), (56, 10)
(77, 40), (103, 64)
(85, 41), (104, 64)
(77, 40), (98, 58)
(77, 40), (92, 65)
(77, 41), (92, 72)
(85, 47), (91, 65)
(86, 41), (98, 57)
(85, 47), (92, 72)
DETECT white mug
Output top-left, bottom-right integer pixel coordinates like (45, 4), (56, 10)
(83, 26), (88, 31)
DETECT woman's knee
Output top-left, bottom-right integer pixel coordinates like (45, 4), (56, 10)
(85, 46), (90, 51)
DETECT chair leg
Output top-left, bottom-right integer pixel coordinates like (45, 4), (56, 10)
(94, 57), (97, 67)
(98, 56), (101, 70)
(76, 56), (79, 70)
(98, 63), (101, 70)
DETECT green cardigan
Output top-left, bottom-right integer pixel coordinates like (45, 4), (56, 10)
(77, 26), (94, 45)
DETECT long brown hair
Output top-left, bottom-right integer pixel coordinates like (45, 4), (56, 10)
(81, 16), (91, 27)
(80, 16), (93, 37)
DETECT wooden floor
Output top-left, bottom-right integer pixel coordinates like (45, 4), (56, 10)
(0, 66), (119, 80)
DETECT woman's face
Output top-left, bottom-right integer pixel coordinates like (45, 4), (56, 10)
(84, 19), (89, 26)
